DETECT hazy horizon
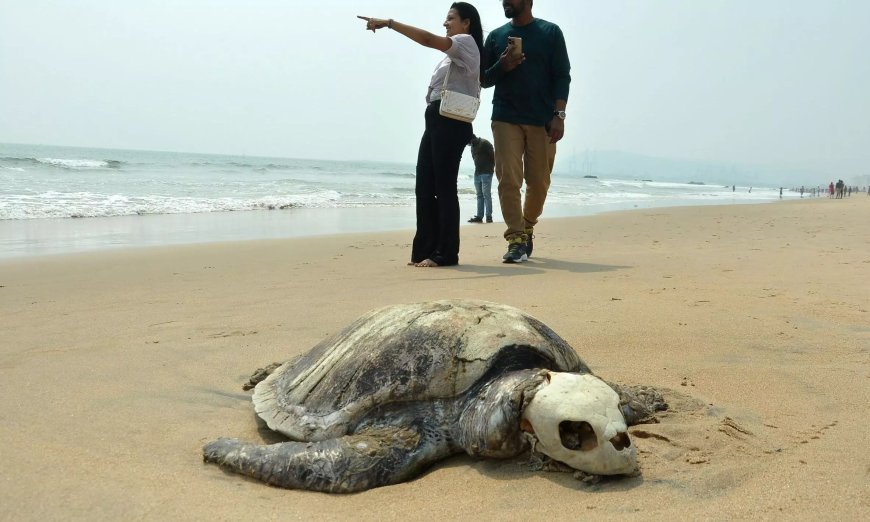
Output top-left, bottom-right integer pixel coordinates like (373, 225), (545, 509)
(3, 1), (869, 186)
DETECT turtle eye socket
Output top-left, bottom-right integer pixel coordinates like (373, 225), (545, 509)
(559, 420), (598, 451)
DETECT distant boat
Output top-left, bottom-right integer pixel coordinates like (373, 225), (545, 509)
(579, 150), (596, 178)
(687, 181), (705, 185)
(642, 179), (653, 182)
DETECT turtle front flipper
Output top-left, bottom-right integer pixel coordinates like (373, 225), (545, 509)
(203, 424), (451, 493)
(242, 362), (282, 391)
(455, 369), (546, 458)
(606, 382), (668, 425)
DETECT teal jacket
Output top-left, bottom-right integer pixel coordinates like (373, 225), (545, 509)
(482, 19), (571, 127)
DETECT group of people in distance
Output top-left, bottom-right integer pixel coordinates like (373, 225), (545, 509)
(359, 0), (570, 266)
(827, 180), (855, 199)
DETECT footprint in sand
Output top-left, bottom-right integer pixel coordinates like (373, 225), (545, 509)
(207, 330), (258, 339)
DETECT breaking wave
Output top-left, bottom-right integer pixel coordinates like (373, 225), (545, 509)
(1, 156), (124, 170)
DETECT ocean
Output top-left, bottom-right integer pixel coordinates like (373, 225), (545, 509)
(0, 142), (797, 258)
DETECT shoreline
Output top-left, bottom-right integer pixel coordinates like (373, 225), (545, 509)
(1, 197), (867, 519)
(0, 192), (805, 260)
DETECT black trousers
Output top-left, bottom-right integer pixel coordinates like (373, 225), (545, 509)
(411, 101), (472, 266)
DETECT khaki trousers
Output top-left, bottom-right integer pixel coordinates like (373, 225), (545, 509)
(492, 121), (556, 241)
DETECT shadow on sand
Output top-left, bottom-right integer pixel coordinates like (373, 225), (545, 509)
(416, 257), (631, 280)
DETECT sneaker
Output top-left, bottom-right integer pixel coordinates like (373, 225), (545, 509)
(468, 216), (483, 223)
(502, 235), (526, 259)
(502, 241), (528, 263)
(486, 216), (493, 223)
(524, 228), (534, 257)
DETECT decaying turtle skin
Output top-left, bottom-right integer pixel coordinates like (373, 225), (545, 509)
(203, 300), (665, 492)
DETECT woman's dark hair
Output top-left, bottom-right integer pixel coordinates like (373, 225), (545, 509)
(451, 2), (483, 53)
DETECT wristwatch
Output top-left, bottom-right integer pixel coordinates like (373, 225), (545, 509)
(554, 110), (566, 120)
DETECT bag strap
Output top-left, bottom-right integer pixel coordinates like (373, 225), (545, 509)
(440, 59), (452, 92)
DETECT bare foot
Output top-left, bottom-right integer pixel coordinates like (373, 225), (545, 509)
(414, 259), (440, 267)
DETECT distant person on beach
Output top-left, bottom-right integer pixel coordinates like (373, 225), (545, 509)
(732, 185), (735, 192)
(467, 134), (495, 223)
(829, 182), (835, 198)
(779, 187), (783, 198)
(481, 0), (571, 263)
(358, 3), (482, 268)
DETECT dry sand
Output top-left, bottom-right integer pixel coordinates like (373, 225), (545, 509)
(1, 198), (868, 520)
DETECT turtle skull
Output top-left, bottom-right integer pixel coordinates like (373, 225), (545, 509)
(521, 372), (637, 475)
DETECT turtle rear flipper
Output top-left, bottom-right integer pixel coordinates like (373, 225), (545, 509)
(203, 425), (451, 493)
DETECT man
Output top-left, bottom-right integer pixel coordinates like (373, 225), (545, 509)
(467, 134), (495, 224)
(481, 0), (570, 263)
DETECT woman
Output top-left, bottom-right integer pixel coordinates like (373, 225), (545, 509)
(359, 3), (483, 267)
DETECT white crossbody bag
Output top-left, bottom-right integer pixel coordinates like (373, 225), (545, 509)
(439, 60), (480, 123)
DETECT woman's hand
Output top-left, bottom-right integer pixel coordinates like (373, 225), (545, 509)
(356, 16), (449, 51)
(357, 16), (391, 33)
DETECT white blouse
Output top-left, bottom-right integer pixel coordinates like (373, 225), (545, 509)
(427, 34), (480, 103)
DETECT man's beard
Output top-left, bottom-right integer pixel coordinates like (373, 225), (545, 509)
(503, 2), (522, 18)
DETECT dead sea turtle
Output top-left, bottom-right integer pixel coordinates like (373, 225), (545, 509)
(203, 300), (666, 492)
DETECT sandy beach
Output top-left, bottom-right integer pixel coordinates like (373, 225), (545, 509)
(1, 197), (867, 520)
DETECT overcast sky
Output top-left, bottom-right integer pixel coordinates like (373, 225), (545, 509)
(2, 0), (868, 178)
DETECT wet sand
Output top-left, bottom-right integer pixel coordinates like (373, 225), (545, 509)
(1, 197), (867, 520)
